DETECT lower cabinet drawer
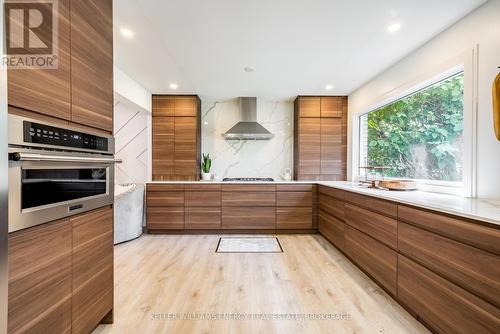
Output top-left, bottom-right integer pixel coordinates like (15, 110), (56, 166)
(276, 207), (312, 229)
(222, 207), (276, 229)
(399, 222), (500, 308)
(345, 226), (397, 295)
(398, 255), (500, 334)
(147, 207), (184, 230)
(222, 192), (276, 206)
(147, 191), (184, 207)
(318, 194), (344, 220)
(185, 207), (221, 229)
(318, 210), (345, 251)
(276, 192), (312, 207)
(344, 203), (397, 250)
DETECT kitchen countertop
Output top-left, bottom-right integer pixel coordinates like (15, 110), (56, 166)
(147, 180), (313, 184)
(319, 181), (500, 227)
(146, 180), (500, 226)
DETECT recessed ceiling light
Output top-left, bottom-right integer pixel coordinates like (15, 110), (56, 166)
(169, 83), (178, 89)
(387, 23), (401, 33)
(325, 84), (334, 91)
(244, 66), (256, 73)
(120, 28), (134, 38)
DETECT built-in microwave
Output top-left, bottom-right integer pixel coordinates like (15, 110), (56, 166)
(7, 115), (120, 232)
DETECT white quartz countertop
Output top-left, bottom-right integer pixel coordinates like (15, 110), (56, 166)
(147, 180), (313, 184)
(146, 180), (500, 226)
(318, 181), (500, 227)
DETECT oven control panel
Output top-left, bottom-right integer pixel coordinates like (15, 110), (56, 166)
(23, 121), (109, 152)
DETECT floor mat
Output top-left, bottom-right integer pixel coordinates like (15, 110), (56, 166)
(216, 237), (283, 253)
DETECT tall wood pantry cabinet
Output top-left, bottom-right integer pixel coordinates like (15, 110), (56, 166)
(7, 0), (114, 134)
(294, 96), (347, 181)
(152, 95), (201, 181)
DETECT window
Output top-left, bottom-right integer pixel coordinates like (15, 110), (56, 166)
(359, 72), (464, 185)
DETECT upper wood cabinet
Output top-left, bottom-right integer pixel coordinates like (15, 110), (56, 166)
(152, 116), (175, 180)
(297, 97), (321, 117)
(152, 96), (175, 116)
(7, 0), (71, 120)
(71, 0), (114, 132)
(297, 117), (321, 176)
(321, 96), (344, 117)
(174, 117), (198, 177)
(7, 0), (114, 133)
(152, 95), (201, 181)
(294, 96), (347, 180)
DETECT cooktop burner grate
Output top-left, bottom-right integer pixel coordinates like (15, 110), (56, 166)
(222, 177), (274, 182)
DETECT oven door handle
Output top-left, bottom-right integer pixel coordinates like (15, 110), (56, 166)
(10, 152), (122, 164)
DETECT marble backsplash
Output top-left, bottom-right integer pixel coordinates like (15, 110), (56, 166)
(201, 98), (294, 181)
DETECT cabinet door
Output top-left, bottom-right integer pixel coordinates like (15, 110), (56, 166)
(7, 0), (71, 120)
(174, 117), (198, 178)
(175, 96), (198, 117)
(222, 207), (276, 229)
(147, 207), (185, 230)
(8, 219), (72, 334)
(398, 255), (500, 334)
(277, 207), (313, 229)
(71, 207), (114, 334)
(320, 117), (343, 176)
(298, 118), (321, 176)
(320, 97), (343, 118)
(185, 207), (221, 229)
(152, 96), (175, 117)
(318, 210), (345, 251)
(71, 0), (113, 132)
(345, 226), (397, 295)
(298, 97), (320, 117)
(152, 117), (175, 180)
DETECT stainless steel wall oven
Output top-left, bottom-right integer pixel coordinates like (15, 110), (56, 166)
(8, 115), (119, 232)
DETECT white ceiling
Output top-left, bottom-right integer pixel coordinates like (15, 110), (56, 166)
(113, 0), (486, 100)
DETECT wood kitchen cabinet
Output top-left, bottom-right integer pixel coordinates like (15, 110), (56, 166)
(7, 0), (71, 121)
(152, 95), (201, 181)
(8, 206), (114, 334)
(294, 96), (347, 181)
(7, 0), (114, 134)
(8, 219), (72, 334)
(71, 0), (114, 132)
(276, 184), (314, 229)
(221, 184), (276, 229)
(146, 184), (185, 230)
(345, 226), (398, 296)
(185, 185), (221, 229)
(71, 206), (114, 334)
(398, 255), (500, 334)
(152, 117), (175, 180)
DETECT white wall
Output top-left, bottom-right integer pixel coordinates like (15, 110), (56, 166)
(114, 66), (152, 112)
(113, 67), (152, 185)
(348, 0), (500, 199)
(201, 98), (294, 180)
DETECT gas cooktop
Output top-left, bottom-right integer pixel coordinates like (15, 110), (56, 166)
(222, 177), (274, 182)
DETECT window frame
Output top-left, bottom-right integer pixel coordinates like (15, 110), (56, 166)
(351, 48), (477, 197)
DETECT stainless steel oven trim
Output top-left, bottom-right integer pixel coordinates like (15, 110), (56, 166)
(8, 114), (115, 155)
(13, 152), (122, 164)
(8, 159), (115, 233)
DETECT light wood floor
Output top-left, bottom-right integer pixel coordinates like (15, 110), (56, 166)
(94, 234), (429, 334)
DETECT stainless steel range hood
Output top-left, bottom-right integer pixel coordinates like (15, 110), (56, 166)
(223, 97), (274, 140)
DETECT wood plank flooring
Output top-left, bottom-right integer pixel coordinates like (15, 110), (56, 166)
(94, 234), (429, 334)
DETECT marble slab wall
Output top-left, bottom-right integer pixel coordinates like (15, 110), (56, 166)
(114, 98), (149, 185)
(201, 98), (294, 181)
